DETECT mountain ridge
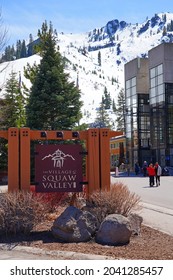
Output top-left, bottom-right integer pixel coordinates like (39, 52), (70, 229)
(0, 12), (173, 127)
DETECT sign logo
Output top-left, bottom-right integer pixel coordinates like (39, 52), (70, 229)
(42, 149), (75, 168)
(35, 144), (83, 193)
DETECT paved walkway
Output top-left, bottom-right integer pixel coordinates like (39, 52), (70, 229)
(111, 171), (173, 236)
(140, 202), (173, 235)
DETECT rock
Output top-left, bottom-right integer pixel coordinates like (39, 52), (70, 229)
(95, 214), (132, 246)
(127, 213), (143, 235)
(51, 206), (98, 242)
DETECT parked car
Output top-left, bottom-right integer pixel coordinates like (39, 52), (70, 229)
(162, 167), (169, 176)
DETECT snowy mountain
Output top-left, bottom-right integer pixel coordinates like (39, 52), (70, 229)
(0, 12), (173, 128)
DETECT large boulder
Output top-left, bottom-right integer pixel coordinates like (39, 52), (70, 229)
(51, 206), (98, 243)
(95, 214), (132, 246)
(127, 213), (143, 235)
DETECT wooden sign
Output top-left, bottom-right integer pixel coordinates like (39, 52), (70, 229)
(35, 144), (83, 192)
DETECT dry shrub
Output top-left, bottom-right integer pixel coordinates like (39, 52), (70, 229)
(0, 191), (51, 236)
(33, 192), (70, 212)
(85, 182), (141, 223)
(30, 186), (70, 212)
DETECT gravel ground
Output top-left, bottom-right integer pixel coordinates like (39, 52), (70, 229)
(1, 219), (173, 260)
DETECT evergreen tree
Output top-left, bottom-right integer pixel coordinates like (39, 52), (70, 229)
(27, 33), (37, 56)
(16, 40), (22, 59)
(0, 45), (15, 62)
(162, 14), (167, 22)
(26, 21), (83, 130)
(102, 86), (111, 109)
(29, 33), (33, 44)
(162, 26), (167, 36)
(24, 61), (39, 87)
(11, 45), (15, 59)
(98, 50), (101, 66)
(115, 88), (125, 132)
(3, 46), (11, 61)
(94, 100), (112, 128)
(0, 71), (26, 128)
(112, 99), (116, 112)
(20, 40), (27, 58)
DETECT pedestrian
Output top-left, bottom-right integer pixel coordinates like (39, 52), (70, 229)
(142, 161), (148, 177)
(127, 164), (130, 176)
(154, 162), (162, 186)
(147, 163), (155, 187)
(115, 166), (119, 176)
(135, 162), (140, 175)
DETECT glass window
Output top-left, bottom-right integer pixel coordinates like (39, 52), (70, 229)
(126, 80), (130, 89)
(157, 64), (163, 75)
(151, 77), (156, 88)
(158, 84), (164, 95)
(150, 68), (155, 78)
(150, 97), (156, 105)
(131, 86), (136, 95)
(125, 76), (137, 149)
(169, 95), (173, 104)
(157, 74), (163, 85)
(143, 104), (150, 112)
(168, 107), (173, 122)
(133, 107), (137, 114)
(126, 88), (130, 98)
(132, 77), (136, 87)
(126, 98), (131, 106)
(132, 96), (137, 105)
(150, 87), (156, 98)
(157, 94), (164, 102)
(150, 64), (164, 105)
(168, 127), (173, 144)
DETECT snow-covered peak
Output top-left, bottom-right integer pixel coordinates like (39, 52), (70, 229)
(1, 12), (173, 127)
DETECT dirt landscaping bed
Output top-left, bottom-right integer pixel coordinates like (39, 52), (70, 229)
(0, 217), (173, 260)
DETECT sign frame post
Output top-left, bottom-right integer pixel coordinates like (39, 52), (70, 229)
(0, 128), (123, 195)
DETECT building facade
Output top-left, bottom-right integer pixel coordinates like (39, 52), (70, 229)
(110, 135), (126, 170)
(125, 43), (173, 168)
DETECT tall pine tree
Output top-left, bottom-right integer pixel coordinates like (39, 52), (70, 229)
(26, 21), (83, 130)
(98, 50), (101, 66)
(20, 40), (27, 58)
(0, 71), (26, 128)
(102, 86), (111, 109)
(94, 99), (112, 128)
(115, 88), (125, 132)
(16, 40), (22, 59)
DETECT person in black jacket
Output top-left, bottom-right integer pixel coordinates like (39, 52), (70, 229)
(142, 161), (148, 177)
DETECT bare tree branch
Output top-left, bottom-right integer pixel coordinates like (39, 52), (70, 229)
(0, 8), (8, 55)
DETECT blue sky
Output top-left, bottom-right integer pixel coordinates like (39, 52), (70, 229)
(1, 0), (173, 45)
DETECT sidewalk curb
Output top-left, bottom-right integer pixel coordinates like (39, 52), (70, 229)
(0, 244), (114, 260)
(139, 202), (173, 236)
(141, 202), (173, 216)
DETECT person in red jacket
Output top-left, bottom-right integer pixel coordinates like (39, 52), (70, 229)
(147, 163), (155, 187)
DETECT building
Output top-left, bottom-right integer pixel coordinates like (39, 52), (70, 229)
(125, 43), (173, 168)
(110, 135), (126, 170)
